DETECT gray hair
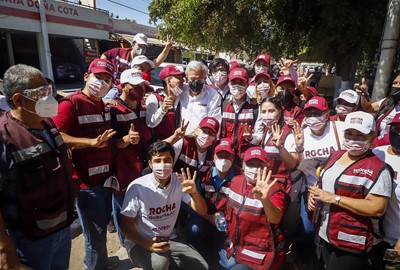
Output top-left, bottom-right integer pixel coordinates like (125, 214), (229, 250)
(3, 64), (43, 109)
(185, 61), (208, 77)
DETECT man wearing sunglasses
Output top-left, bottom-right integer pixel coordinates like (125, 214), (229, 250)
(0, 64), (75, 269)
(53, 58), (119, 270)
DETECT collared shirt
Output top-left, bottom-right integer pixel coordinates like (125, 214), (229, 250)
(145, 91), (180, 128)
(179, 84), (222, 134)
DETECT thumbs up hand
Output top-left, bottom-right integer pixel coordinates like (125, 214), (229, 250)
(127, 123), (140, 145)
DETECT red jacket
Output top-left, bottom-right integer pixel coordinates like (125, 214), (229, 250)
(111, 98), (151, 193)
(151, 92), (180, 141)
(226, 175), (288, 270)
(61, 91), (114, 188)
(321, 150), (388, 253)
(0, 113), (74, 238)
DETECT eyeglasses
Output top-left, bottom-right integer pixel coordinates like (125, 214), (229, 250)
(22, 84), (54, 99)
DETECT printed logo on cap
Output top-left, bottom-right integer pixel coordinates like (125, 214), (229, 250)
(343, 91), (356, 99)
(96, 60), (113, 71)
(233, 70), (243, 76)
(350, 117), (363, 125)
(207, 119), (216, 126)
(220, 140), (230, 146)
(309, 99), (319, 105)
(251, 149), (261, 156)
(130, 70), (141, 77)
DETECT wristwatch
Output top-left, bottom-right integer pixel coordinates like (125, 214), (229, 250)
(335, 195), (341, 205)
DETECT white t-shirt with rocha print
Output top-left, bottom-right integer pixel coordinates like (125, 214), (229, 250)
(297, 121), (345, 186)
(121, 172), (192, 250)
(373, 145), (400, 245)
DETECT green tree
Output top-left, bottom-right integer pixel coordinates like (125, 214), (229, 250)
(149, 0), (388, 80)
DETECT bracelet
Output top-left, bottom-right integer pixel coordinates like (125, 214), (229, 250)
(276, 144), (284, 150)
(296, 148), (304, 153)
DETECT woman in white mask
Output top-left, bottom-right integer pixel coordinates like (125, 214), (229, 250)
(253, 72), (276, 105)
(219, 146), (290, 270)
(165, 116), (219, 180)
(146, 65), (185, 140)
(208, 58), (230, 101)
(184, 138), (236, 259)
(330, 89), (359, 122)
(308, 111), (392, 270)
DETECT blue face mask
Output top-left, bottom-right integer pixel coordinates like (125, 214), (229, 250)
(189, 80), (204, 93)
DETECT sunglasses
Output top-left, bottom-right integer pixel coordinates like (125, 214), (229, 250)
(22, 84), (54, 100)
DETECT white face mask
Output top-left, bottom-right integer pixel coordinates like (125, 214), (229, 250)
(196, 131), (215, 148)
(152, 163), (173, 180)
(215, 158), (232, 173)
(335, 104), (353, 117)
(22, 94), (58, 118)
(343, 138), (370, 156)
(254, 65), (269, 75)
(170, 85), (183, 97)
(134, 47), (144, 56)
(229, 84), (246, 99)
(87, 77), (110, 98)
(304, 115), (326, 131)
(244, 166), (258, 184)
(256, 83), (271, 99)
(261, 113), (279, 128)
(213, 71), (228, 86)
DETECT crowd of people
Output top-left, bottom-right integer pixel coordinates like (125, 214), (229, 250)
(0, 32), (399, 270)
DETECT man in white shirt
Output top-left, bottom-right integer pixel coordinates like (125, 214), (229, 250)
(179, 61), (222, 134)
(120, 140), (208, 270)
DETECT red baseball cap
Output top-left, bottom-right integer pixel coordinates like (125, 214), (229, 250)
(304, 96), (328, 111)
(199, 117), (220, 135)
(215, 138), (234, 155)
(243, 146), (268, 164)
(307, 86), (319, 96)
(388, 113), (400, 125)
(276, 75), (296, 87)
(255, 54), (271, 65)
(159, 65), (185, 80)
(229, 68), (248, 82)
(88, 58), (115, 78)
(229, 61), (241, 71)
(254, 72), (272, 83)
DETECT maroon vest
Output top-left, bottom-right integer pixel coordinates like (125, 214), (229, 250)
(0, 112), (74, 238)
(151, 92), (180, 141)
(200, 168), (232, 214)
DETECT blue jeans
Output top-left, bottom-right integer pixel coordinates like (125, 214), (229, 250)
(300, 192), (314, 234)
(8, 226), (71, 270)
(112, 192), (126, 247)
(219, 249), (251, 270)
(76, 185), (113, 270)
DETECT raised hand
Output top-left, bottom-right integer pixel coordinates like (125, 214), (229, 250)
(297, 74), (313, 92)
(92, 129), (116, 148)
(165, 35), (174, 48)
(162, 96), (174, 112)
(252, 168), (278, 201)
(270, 123), (283, 148)
(292, 121), (304, 151)
(242, 123), (253, 141)
(174, 120), (189, 139)
(127, 123), (140, 145)
(176, 168), (198, 194)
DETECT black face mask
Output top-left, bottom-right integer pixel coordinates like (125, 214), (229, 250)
(277, 90), (295, 109)
(189, 80), (204, 93)
(389, 130), (400, 150)
(391, 87), (400, 102)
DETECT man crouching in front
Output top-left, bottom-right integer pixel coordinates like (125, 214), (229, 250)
(120, 140), (209, 270)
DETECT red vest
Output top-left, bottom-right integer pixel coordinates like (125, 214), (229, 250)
(173, 137), (214, 178)
(200, 168), (232, 214)
(151, 92), (180, 141)
(0, 113), (74, 238)
(221, 100), (257, 159)
(283, 105), (304, 125)
(62, 91), (114, 188)
(226, 175), (286, 270)
(321, 150), (387, 253)
(105, 48), (132, 86)
(111, 98), (151, 193)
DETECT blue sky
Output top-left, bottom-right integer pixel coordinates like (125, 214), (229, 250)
(96, 0), (153, 26)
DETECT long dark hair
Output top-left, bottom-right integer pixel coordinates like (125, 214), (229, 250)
(375, 72), (400, 121)
(260, 97), (284, 126)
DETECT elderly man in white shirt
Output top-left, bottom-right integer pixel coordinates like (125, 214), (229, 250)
(179, 61), (222, 134)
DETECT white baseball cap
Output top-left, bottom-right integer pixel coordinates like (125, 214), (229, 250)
(120, 68), (150, 85)
(335, 89), (360, 104)
(132, 55), (154, 69)
(133, 33), (148, 46)
(344, 111), (375, 134)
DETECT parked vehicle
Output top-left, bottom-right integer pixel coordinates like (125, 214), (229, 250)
(53, 60), (83, 82)
(150, 62), (186, 91)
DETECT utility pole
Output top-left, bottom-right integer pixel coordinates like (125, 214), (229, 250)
(37, 0), (54, 80)
(372, 0), (400, 100)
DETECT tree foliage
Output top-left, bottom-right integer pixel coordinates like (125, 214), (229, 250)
(149, 0), (388, 79)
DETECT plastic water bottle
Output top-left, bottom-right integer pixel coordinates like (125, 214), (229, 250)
(215, 211), (227, 232)
(312, 200), (323, 223)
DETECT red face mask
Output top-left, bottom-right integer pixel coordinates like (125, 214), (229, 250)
(128, 85), (144, 101)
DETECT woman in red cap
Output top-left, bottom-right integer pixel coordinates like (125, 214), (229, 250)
(220, 146), (290, 270)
